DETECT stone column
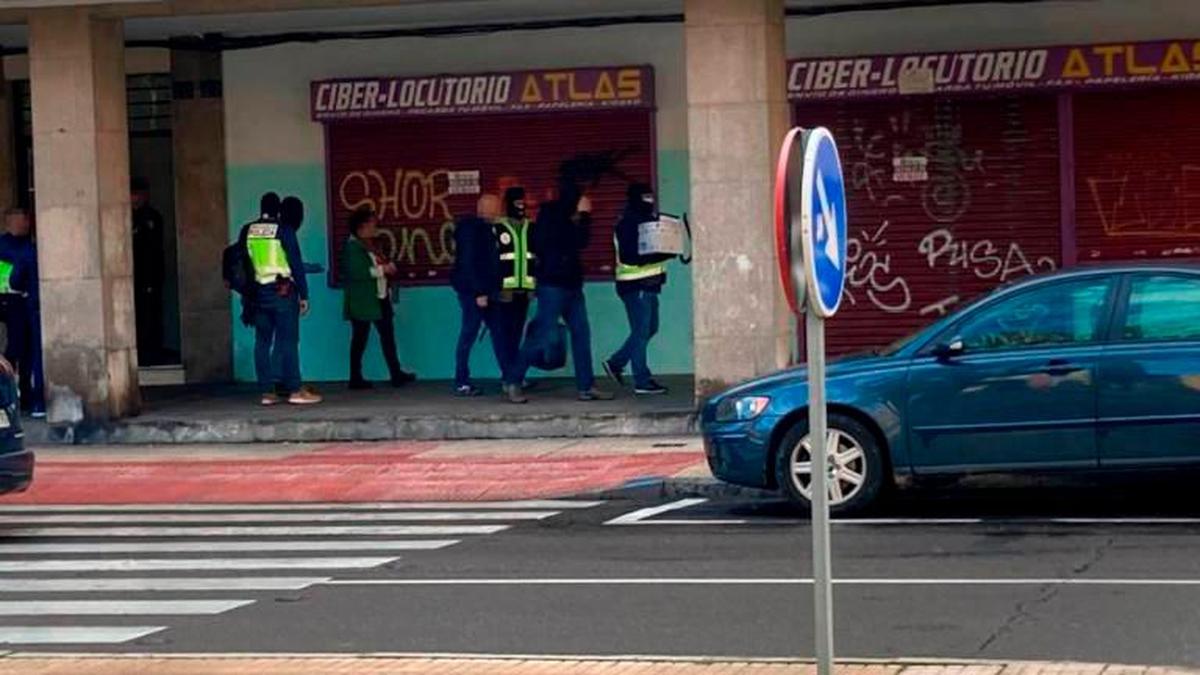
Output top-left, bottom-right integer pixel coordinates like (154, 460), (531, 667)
(685, 0), (792, 397)
(172, 50), (231, 383)
(29, 8), (140, 420)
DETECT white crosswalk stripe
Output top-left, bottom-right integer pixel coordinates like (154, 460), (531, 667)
(0, 499), (600, 646)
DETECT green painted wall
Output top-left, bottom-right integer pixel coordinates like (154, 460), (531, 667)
(228, 150), (693, 384)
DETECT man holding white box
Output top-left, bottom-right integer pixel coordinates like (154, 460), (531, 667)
(603, 182), (676, 396)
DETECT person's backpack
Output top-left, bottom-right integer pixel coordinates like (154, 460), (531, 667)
(525, 321), (568, 371)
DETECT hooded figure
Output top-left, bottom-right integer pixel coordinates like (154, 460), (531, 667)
(503, 186), (526, 221)
(601, 181), (674, 396)
(279, 196), (304, 231)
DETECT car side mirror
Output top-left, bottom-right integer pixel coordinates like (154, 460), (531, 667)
(932, 339), (965, 360)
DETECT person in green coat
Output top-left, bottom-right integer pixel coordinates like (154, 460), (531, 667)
(341, 206), (416, 390)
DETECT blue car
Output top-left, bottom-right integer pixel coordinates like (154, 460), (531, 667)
(0, 358), (31, 496)
(701, 264), (1200, 515)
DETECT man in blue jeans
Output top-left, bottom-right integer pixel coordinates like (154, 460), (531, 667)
(604, 183), (674, 395)
(246, 196), (320, 406)
(450, 194), (512, 397)
(506, 183), (612, 404)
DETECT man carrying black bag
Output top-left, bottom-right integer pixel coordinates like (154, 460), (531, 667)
(505, 182), (612, 404)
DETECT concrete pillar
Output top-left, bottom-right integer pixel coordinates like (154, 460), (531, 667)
(172, 50), (231, 383)
(29, 8), (140, 420)
(685, 0), (792, 397)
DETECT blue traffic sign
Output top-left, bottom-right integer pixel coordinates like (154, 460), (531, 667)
(798, 127), (848, 318)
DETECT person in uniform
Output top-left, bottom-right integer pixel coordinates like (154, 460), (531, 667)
(604, 183), (673, 395)
(246, 196), (320, 406)
(0, 208), (43, 417)
(493, 187), (535, 374)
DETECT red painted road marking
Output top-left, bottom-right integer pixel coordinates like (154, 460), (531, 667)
(2, 444), (703, 504)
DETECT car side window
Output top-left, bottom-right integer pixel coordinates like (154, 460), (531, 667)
(1122, 275), (1200, 342)
(952, 277), (1112, 353)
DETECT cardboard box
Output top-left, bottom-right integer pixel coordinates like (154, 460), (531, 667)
(638, 215), (686, 256)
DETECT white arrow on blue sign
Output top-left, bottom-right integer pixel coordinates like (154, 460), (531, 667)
(798, 127), (848, 318)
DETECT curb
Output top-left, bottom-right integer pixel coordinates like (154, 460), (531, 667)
(24, 410), (698, 445)
(599, 474), (780, 501)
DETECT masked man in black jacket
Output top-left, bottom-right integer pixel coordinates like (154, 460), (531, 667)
(506, 182), (612, 403)
(603, 183), (674, 395)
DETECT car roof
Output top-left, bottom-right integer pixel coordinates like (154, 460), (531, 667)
(1008, 261), (1200, 288)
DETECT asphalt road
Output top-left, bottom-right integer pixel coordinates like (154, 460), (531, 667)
(4, 475), (1200, 665)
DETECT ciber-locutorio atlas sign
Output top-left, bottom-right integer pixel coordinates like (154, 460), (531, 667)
(788, 38), (1200, 100)
(312, 66), (654, 121)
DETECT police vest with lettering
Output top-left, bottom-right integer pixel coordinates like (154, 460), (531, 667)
(246, 223), (291, 285)
(613, 234), (668, 282)
(495, 218), (536, 291)
(0, 259), (16, 295)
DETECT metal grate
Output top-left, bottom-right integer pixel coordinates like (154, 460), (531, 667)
(15, 73), (173, 136)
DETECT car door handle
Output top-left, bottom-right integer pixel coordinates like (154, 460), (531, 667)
(1042, 359), (1084, 376)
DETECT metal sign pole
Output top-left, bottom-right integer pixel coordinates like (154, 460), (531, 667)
(806, 309), (834, 675)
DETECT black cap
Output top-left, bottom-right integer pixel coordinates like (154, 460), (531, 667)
(504, 187), (525, 204)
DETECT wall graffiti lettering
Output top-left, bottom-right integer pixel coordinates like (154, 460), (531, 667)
(922, 110), (984, 223)
(918, 227), (1056, 282)
(338, 168), (454, 222)
(1086, 163), (1200, 238)
(844, 222), (913, 314)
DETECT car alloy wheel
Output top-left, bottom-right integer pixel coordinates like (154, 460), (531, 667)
(789, 428), (867, 506)
(774, 413), (886, 516)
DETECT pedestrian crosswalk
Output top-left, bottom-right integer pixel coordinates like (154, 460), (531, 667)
(0, 499), (601, 645)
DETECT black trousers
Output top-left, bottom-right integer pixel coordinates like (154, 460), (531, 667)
(349, 299), (403, 384)
(0, 294), (43, 409)
(497, 291), (531, 365)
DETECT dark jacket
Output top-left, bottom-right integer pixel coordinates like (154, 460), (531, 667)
(615, 203), (673, 296)
(341, 236), (384, 322)
(132, 204), (165, 291)
(530, 197), (591, 290)
(451, 215), (503, 298)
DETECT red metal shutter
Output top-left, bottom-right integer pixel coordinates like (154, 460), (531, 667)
(1074, 88), (1200, 263)
(325, 110), (654, 286)
(794, 95), (1062, 355)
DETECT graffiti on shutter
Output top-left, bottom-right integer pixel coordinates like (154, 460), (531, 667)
(796, 95), (1061, 355)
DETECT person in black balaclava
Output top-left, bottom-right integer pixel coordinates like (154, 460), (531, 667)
(493, 187), (535, 377)
(131, 177), (165, 365)
(603, 182), (675, 396)
(506, 180), (612, 403)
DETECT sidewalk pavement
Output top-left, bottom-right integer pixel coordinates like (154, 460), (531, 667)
(4, 438), (722, 504)
(0, 655), (1193, 675)
(26, 376), (697, 446)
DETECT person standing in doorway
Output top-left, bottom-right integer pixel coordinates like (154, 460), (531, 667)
(131, 178), (165, 366)
(0, 208), (44, 418)
(507, 182), (612, 403)
(247, 195), (321, 406)
(341, 206), (416, 390)
(451, 194), (512, 398)
(604, 183), (672, 395)
(494, 187), (535, 375)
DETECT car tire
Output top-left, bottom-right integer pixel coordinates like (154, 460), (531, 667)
(774, 413), (887, 517)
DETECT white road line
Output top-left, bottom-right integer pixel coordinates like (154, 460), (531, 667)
(0, 600), (253, 615)
(843, 518), (1200, 525)
(0, 626), (165, 644)
(0, 556), (398, 572)
(603, 498), (736, 525)
(0, 540), (459, 555)
(0, 500), (602, 513)
(0, 577), (330, 592)
(324, 577), (1200, 586)
(0, 511), (557, 524)
(0, 524), (507, 538)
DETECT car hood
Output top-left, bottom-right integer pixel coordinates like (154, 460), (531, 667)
(715, 351), (897, 400)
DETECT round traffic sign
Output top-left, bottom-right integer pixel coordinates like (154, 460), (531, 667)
(799, 127), (848, 318)
(773, 127), (807, 316)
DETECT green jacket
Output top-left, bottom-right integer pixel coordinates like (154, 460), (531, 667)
(341, 236), (384, 322)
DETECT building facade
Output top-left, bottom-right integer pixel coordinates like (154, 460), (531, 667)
(0, 0), (1195, 419)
